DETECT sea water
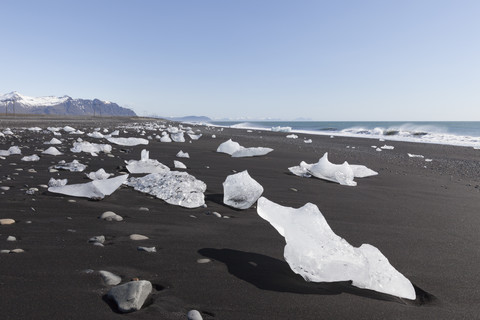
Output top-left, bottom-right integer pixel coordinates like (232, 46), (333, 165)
(209, 121), (480, 148)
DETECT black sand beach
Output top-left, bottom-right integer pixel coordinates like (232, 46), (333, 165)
(0, 116), (479, 319)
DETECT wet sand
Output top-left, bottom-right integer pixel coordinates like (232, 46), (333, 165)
(0, 116), (479, 319)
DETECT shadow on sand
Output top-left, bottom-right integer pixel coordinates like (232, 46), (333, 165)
(198, 248), (437, 306)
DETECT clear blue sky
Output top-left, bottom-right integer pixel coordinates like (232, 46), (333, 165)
(1, 0), (479, 120)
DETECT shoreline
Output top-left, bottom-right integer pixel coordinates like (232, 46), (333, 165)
(0, 116), (479, 319)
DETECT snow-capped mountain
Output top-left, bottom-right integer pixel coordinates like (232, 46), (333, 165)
(0, 91), (136, 116)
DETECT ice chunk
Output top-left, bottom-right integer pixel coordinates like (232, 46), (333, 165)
(304, 139), (312, 143)
(87, 131), (105, 139)
(48, 175), (128, 200)
(286, 134), (298, 139)
(216, 139), (242, 155)
(21, 154), (40, 162)
(188, 133), (202, 140)
(160, 133), (172, 142)
(223, 170), (264, 209)
(44, 138), (62, 145)
(408, 153), (424, 158)
(107, 137), (149, 146)
(174, 160), (187, 169)
(86, 168), (113, 180)
(288, 153), (377, 186)
(256, 197), (416, 300)
(42, 147), (63, 156)
(171, 132), (185, 142)
(176, 150), (190, 158)
(8, 146), (22, 155)
(126, 171), (206, 208)
(231, 147), (273, 158)
(71, 141), (112, 156)
(63, 126), (76, 133)
(125, 149), (170, 174)
(48, 178), (68, 187)
(216, 139), (273, 158)
(380, 145), (394, 150)
(53, 160), (87, 172)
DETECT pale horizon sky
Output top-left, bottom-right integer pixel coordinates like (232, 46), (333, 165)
(1, 0), (479, 120)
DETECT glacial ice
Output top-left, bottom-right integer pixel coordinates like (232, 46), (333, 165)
(288, 153), (377, 186)
(48, 178), (68, 187)
(216, 139), (273, 158)
(171, 132), (185, 142)
(176, 150), (190, 158)
(126, 171), (207, 208)
(53, 160), (87, 172)
(271, 126), (292, 132)
(21, 154), (40, 162)
(63, 126), (76, 133)
(107, 137), (149, 146)
(0, 146), (22, 156)
(174, 160), (187, 169)
(42, 147), (63, 156)
(286, 134), (298, 139)
(223, 170), (264, 209)
(86, 168), (113, 180)
(160, 133), (172, 143)
(87, 131), (105, 139)
(188, 133), (202, 140)
(71, 141), (112, 156)
(125, 149), (170, 174)
(44, 138), (62, 145)
(48, 175), (128, 200)
(256, 197), (416, 300)
(408, 153), (424, 158)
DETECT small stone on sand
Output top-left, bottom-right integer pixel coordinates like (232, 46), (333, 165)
(106, 280), (152, 313)
(129, 234), (149, 241)
(197, 258), (211, 264)
(187, 310), (203, 320)
(137, 246), (156, 252)
(7, 236), (16, 241)
(0, 219), (15, 225)
(99, 270), (122, 286)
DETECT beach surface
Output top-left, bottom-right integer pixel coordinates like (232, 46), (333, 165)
(0, 116), (479, 319)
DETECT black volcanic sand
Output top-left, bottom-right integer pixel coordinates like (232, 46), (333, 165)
(0, 116), (479, 319)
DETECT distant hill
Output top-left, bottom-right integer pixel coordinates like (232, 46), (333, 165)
(165, 116), (212, 122)
(0, 92), (136, 116)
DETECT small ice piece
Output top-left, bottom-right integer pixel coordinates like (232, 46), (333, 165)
(99, 211), (123, 221)
(286, 134), (298, 139)
(216, 139), (242, 155)
(137, 246), (156, 252)
(408, 153), (424, 158)
(48, 175), (128, 200)
(160, 133), (172, 142)
(376, 148), (382, 152)
(223, 170), (264, 209)
(176, 150), (190, 158)
(53, 159), (87, 172)
(126, 171), (207, 208)
(21, 154), (40, 162)
(288, 161), (312, 178)
(48, 177), (68, 187)
(8, 146), (21, 155)
(63, 126), (76, 133)
(44, 138), (62, 145)
(171, 132), (185, 142)
(256, 197), (416, 300)
(211, 135), (216, 138)
(232, 147), (273, 158)
(271, 126), (292, 132)
(125, 149), (170, 174)
(380, 145), (394, 150)
(86, 168), (113, 180)
(107, 137), (149, 146)
(71, 141), (112, 156)
(42, 147), (63, 156)
(425, 159), (433, 162)
(174, 160), (187, 169)
(188, 133), (202, 140)
(87, 131), (104, 139)
(304, 139), (312, 143)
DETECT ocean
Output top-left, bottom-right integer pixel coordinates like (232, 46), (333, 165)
(208, 121), (480, 148)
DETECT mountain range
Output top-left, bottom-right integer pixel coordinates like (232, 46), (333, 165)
(0, 92), (136, 116)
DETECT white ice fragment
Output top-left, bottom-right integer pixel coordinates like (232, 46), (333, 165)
(8, 146), (21, 155)
(63, 126), (76, 133)
(288, 153), (377, 186)
(188, 133), (202, 140)
(42, 147), (63, 156)
(216, 139), (242, 155)
(48, 177), (68, 187)
(53, 159), (87, 172)
(160, 133), (172, 142)
(223, 170), (264, 209)
(380, 145), (394, 150)
(48, 175), (128, 200)
(125, 149), (170, 174)
(174, 160), (187, 169)
(107, 137), (149, 146)
(408, 153), (424, 158)
(21, 154), (40, 162)
(126, 171), (206, 208)
(87, 131), (105, 139)
(425, 159), (433, 162)
(44, 138), (62, 145)
(171, 132), (185, 142)
(376, 148), (382, 152)
(71, 141), (112, 156)
(99, 211), (123, 221)
(256, 197), (416, 300)
(176, 150), (190, 158)
(86, 168), (113, 180)
(231, 147), (273, 157)
(286, 134), (298, 139)
(304, 139), (312, 143)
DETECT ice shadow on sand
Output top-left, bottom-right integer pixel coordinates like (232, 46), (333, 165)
(198, 248), (437, 306)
